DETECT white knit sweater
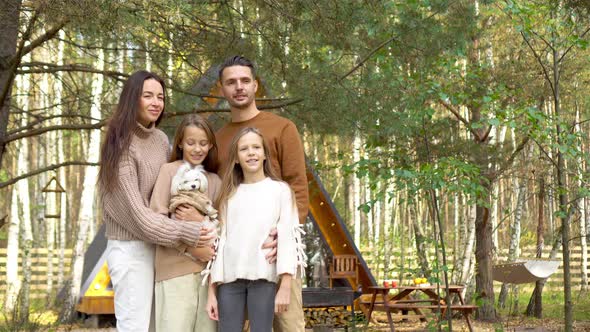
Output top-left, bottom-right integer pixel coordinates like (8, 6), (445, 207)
(210, 178), (299, 284)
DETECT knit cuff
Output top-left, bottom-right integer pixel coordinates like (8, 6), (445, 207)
(179, 222), (203, 247)
(293, 224), (308, 279)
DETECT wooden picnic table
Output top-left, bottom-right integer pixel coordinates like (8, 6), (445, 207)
(366, 284), (475, 331)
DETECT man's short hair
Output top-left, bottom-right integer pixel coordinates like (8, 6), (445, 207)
(218, 55), (256, 82)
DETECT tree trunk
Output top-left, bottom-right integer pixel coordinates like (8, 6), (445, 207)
(38, 62), (56, 297)
(526, 176), (546, 317)
(498, 179), (525, 308)
(352, 132), (361, 245)
(576, 108), (588, 291)
(527, 225), (563, 318)
(383, 181), (394, 278)
(56, 30), (66, 289)
(552, 35), (572, 332)
(474, 191), (497, 321)
(4, 186), (21, 313)
(0, 0), (21, 164)
(14, 50), (33, 323)
(411, 202), (430, 279)
(452, 193), (460, 282)
(64, 47), (105, 321)
(460, 201), (476, 285)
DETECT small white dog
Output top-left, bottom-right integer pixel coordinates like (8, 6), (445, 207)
(169, 161), (219, 285)
(171, 162), (208, 196)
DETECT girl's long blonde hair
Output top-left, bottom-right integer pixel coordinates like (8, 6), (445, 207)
(216, 127), (280, 212)
(170, 114), (218, 173)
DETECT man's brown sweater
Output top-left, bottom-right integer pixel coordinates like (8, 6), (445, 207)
(215, 111), (309, 223)
(103, 123), (202, 248)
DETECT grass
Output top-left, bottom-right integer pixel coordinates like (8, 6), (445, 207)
(495, 285), (590, 321)
(1, 288), (590, 331)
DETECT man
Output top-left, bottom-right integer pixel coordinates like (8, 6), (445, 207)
(215, 55), (309, 332)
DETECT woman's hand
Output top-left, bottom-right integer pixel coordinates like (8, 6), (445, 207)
(187, 245), (215, 262)
(261, 227), (278, 263)
(206, 284), (219, 321)
(175, 204), (205, 222)
(275, 274), (292, 314)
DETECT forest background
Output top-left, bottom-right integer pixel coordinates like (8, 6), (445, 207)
(1, 0), (590, 330)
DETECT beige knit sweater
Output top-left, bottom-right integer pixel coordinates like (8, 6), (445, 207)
(103, 123), (202, 248)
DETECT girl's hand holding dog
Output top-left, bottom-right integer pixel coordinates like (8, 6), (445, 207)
(175, 204), (204, 222)
(187, 245), (215, 262)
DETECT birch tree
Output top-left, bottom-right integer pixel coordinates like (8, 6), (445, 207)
(508, 1), (590, 328)
(498, 178), (525, 308)
(55, 29), (67, 289)
(4, 186), (21, 314)
(352, 132), (362, 245)
(15, 56), (33, 322)
(576, 108), (588, 291)
(63, 47), (105, 320)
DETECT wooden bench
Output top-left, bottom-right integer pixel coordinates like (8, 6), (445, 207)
(385, 303), (478, 332)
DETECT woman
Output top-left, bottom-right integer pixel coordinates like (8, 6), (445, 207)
(97, 71), (215, 332)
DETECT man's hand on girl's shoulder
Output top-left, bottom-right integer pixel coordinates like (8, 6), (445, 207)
(262, 227), (278, 263)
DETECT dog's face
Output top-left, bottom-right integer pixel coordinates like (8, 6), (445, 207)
(176, 168), (204, 192)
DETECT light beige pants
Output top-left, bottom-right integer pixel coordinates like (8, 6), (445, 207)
(273, 274), (305, 332)
(155, 272), (216, 332)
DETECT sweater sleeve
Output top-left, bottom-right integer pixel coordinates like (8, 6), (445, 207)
(209, 206), (226, 284)
(279, 122), (309, 224)
(104, 154), (202, 248)
(276, 184), (299, 276)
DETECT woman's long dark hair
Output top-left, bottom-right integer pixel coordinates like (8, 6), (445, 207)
(98, 70), (166, 195)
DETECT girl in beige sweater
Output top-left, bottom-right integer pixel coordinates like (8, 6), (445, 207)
(149, 115), (221, 332)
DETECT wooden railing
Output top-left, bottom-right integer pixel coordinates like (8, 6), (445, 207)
(0, 248), (73, 299)
(1, 245), (589, 299)
(360, 245), (590, 289)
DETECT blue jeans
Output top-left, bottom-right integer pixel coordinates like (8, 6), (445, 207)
(217, 279), (276, 332)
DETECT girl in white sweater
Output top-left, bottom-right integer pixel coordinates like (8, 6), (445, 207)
(206, 127), (299, 331)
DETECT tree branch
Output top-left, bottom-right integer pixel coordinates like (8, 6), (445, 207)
(7, 114), (102, 136)
(494, 135), (530, 180)
(438, 99), (482, 141)
(17, 62), (127, 80)
(0, 161), (100, 189)
(339, 35), (398, 81)
(558, 25), (590, 63)
(521, 31), (556, 97)
(8, 19), (68, 69)
(5, 98), (303, 141)
(164, 98), (304, 118)
(3, 120), (107, 144)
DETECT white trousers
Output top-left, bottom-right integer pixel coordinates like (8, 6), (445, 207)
(107, 240), (155, 332)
